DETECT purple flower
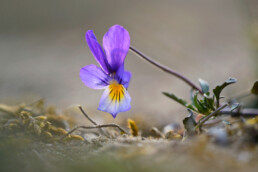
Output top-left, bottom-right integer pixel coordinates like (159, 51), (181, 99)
(80, 25), (131, 118)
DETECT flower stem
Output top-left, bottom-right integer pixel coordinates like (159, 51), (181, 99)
(195, 104), (228, 130)
(129, 46), (203, 94)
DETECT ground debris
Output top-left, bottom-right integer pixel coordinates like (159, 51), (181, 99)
(1, 102), (258, 172)
(0, 101), (83, 142)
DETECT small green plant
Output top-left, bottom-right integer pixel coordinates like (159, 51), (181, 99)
(129, 46), (258, 134)
(163, 78), (238, 131)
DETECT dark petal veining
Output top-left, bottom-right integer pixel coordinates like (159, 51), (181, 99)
(115, 65), (131, 89)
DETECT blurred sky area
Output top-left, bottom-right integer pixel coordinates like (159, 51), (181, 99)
(0, 0), (257, 123)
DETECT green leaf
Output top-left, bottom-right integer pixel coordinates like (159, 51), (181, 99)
(193, 92), (208, 114)
(213, 78), (237, 107)
(183, 110), (197, 134)
(204, 96), (215, 111)
(251, 81), (258, 95)
(190, 89), (195, 102)
(163, 92), (187, 105)
(186, 104), (196, 111)
(199, 79), (209, 93)
(163, 92), (197, 112)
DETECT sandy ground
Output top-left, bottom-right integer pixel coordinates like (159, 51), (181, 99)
(0, 0), (257, 124)
(2, 136), (258, 172)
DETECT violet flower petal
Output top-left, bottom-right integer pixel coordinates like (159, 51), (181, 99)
(121, 71), (131, 89)
(102, 25), (130, 72)
(115, 65), (131, 89)
(80, 64), (110, 89)
(98, 84), (131, 118)
(86, 30), (110, 74)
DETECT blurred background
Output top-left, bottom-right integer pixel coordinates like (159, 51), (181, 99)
(0, 0), (257, 126)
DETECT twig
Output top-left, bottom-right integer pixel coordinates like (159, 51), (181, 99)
(220, 108), (258, 117)
(60, 124), (128, 140)
(129, 46), (203, 94)
(195, 104), (228, 130)
(78, 106), (98, 125)
(60, 106), (128, 140)
(78, 106), (107, 136)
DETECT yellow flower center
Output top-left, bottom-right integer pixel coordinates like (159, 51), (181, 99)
(109, 80), (125, 102)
